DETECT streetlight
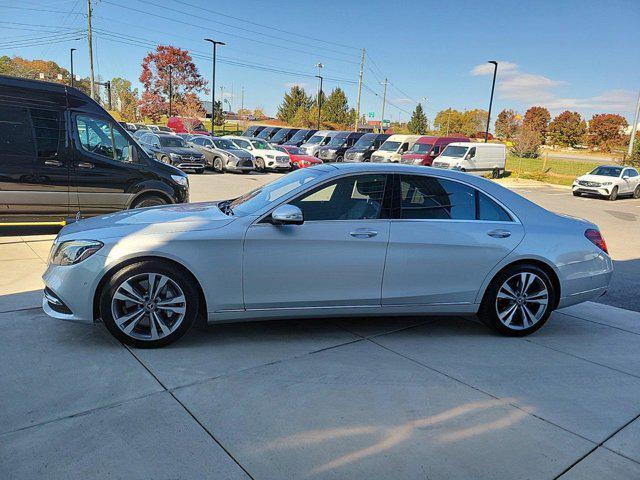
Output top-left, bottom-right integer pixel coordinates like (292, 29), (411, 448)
(70, 48), (77, 87)
(315, 63), (324, 130)
(166, 64), (174, 118)
(205, 38), (226, 134)
(485, 60), (498, 143)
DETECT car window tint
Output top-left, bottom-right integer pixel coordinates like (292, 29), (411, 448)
(30, 109), (64, 158)
(0, 105), (35, 156)
(191, 137), (203, 146)
(629, 169), (638, 177)
(478, 192), (511, 222)
(291, 174), (387, 221)
(399, 175), (475, 220)
(76, 115), (131, 162)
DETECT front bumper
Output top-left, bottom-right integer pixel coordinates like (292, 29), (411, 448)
(174, 161), (206, 171)
(572, 184), (611, 196)
(226, 159), (255, 171)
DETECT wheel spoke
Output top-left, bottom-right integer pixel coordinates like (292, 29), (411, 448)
(116, 280), (145, 304)
(152, 276), (169, 300)
(522, 304), (537, 325)
(157, 304), (186, 315)
(149, 311), (160, 340)
(119, 309), (146, 335)
(115, 307), (144, 327)
(520, 272), (534, 293)
(152, 311), (172, 336)
(497, 289), (517, 301)
(498, 303), (518, 326)
(147, 273), (158, 299)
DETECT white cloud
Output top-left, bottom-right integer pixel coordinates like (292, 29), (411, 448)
(470, 61), (636, 115)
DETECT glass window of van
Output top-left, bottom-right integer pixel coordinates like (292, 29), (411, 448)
(409, 143), (432, 154)
(440, 145), (468, 158)
(30, 109), (64, 158)
(0, 105), (35, 156)
(306, 135), (324, 145)
(378, 141), (401, 152)
(76, 115), (132, 162)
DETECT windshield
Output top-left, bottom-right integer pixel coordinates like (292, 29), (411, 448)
(590, 166), (622, 177)
(378, 141), (401, 152)
(250, 139), (271, 150)
(352, 133), (377, 149)
(441, 145), (469, 158)
(270, 129), (291, 142)
(257, 128), (274, 138)
(327, 133), (349, 147)
(228, 168), (326, 216)
(232, 138), (252, 149)
(212, 139), (236, 150)
(289, 130), (308, 142)
(410, 143), (433, 154)
(285, 146), (302, 155)
(159, 136), (186, 148)
(306, 134), (324, 145)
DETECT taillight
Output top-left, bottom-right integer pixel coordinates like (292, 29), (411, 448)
(585, 229), (608, 254)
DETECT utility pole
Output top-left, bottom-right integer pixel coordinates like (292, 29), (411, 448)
(219, 85), (224, 120)
(167, 65), (173, 117)
(87, 0), (95, 99)
(485, 60), (498, 142)
(105, 80), (111, 109)
(354, 48), (365, 132)
(315, 62), (324, 130)
(446, 108), (451, 135)
(627, 90), (640, 159)
(205, 38), (226, 133)
(380, 78), (388, 134)
(240, 86), (244, 117)
(70, 48), (76, 87)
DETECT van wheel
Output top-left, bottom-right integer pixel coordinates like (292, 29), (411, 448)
(491, 168), (500, 179)
(479, 264), (556, 336)
(100, 259), (199, 348)
(131, 195), (167, 209)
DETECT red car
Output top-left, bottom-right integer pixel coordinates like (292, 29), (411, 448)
(401, 135), (469, 166)
(276, 145), (323, 169)
(167, 116), (210, 135)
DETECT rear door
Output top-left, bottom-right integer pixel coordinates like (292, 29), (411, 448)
(382, 174), (524, 306)
(70, 113), (146, 216)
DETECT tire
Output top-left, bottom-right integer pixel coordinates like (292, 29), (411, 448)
(608, 186), (618, 201)
(572, 191), (582, 197)
(131, 194), (167, 209)
(336, 155), (344, 163)
(479, 264), (556, 337)
(255, 157), (265, 172)
(213, 157), (224, 173)
(491, 168), (500, 179)
(160, 155), (171, 165)
(633, 186), (640, 199)
(460, 168), (467, 173)
(240, 170), (251, 174)
(194, 168), (205, 174)
(100, 260), (200, 348)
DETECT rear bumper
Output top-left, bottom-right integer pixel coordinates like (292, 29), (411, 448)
(557, 254), (613, 308)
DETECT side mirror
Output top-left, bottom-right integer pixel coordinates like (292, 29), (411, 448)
(623, 175), (630, 180)
(271, 204), (304, 225)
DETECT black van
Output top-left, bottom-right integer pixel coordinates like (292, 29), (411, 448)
(344, 133), (391, 162)
(256, 126), (281, 141)
(316, 131), (365, 162)
(268, 127), (300, 145)
(0, 76), (189, 225)
(283, 129), (317, 147)
(242, 125), (266, 137)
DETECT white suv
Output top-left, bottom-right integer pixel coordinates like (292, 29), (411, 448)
(226, 136), (291, 172)
(573, 165), (640, 201)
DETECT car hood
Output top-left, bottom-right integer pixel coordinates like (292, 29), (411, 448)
(225, 148), (253, 158)
(58, 202), (234, 241)
(163, 146), (202, 156)
(576, 174), (617, 183)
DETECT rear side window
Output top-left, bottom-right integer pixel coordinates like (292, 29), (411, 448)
(478, 192), (511, 222)
(30, 109), (64, 158)
(399, 175), (475, 220)
(0, 105), (35, 156)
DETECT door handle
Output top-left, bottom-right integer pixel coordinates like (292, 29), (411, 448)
(488, 229), (511, 238)
(77, 162), (94, 169)
(350, 229), (378, 238)
(44, 159), (63, 167)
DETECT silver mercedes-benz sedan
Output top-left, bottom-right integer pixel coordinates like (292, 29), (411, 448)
(42, 164), (613, 348)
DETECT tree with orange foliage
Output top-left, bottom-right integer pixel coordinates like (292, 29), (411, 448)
(587, 114), (628, 152)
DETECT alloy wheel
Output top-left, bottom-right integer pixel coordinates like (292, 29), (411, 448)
(495, 272), (549, 330)
(110, 273), (187, 341)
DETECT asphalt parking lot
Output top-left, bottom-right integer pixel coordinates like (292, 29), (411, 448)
(2, 171), (640, 479)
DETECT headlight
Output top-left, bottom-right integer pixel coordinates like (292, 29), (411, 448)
(171, 174), (188, 187)
(266, 154), (275, 159)
(169, 153), (180, 159)
(601, 182), (612, 186)
(49, 240), (103, 266)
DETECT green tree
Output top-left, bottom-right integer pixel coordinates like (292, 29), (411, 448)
(548, 111), (587, 147)
(523, 106), (551, 143)
(322, 87), (350, 125)
(110, 77), (139, 122)
(434, 108), (487, 137)
(277, 85), (312, 124)
(291, 104), (314, 128)
(407, 103), (429, 134)
(494, 109), (521, 140)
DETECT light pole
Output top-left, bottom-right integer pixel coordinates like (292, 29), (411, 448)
(485, 60), (498, 143)
(205, 38), (226, 133)
(70, 48), (77, 87)
(315, 63), (324, 130)
(167, 64), (174, 118)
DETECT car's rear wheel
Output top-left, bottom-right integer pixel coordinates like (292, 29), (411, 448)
(479, 264), (556, 336)
(131, 195), (167, 209)
(633, 186), (640, 199)
(609, 186), (618, 201)
(100, 260), (199, 348)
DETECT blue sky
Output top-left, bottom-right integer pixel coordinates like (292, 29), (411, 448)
(1, 0), (639, 123)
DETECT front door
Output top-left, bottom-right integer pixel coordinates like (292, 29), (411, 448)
(382, 174), (524, 305)
(70, 114), (145, 216)
(243, 173), (391, 309)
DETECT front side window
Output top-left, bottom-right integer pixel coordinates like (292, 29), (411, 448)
(76, 115), (131, 162)
(467, 147), (476, 159)
(291, 174), (388, 221)
(627, 169), (638, 178)
(399, 175), (475, 220)
(191, 137), (204, 146)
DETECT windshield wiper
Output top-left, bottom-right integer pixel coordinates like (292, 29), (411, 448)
(217, 199), (235, 216)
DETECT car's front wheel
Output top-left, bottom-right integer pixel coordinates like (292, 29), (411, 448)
(213, 157), (224, 173)
(479, 264), (556, 336)
(100, 260), (200, 348)
(609, 186), (618, 201)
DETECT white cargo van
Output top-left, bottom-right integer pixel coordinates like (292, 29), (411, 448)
(299, 130), (334, 157)
(432, 142), (506, 178)
(370, 134), (420, 163)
